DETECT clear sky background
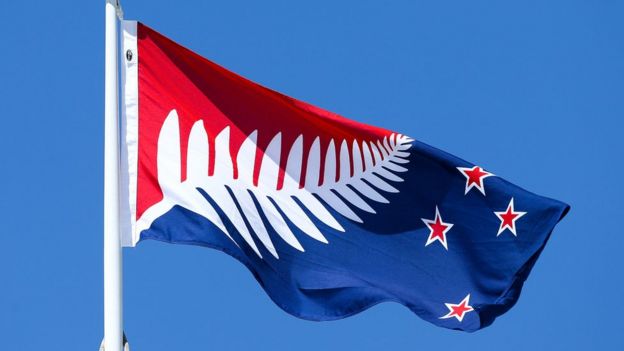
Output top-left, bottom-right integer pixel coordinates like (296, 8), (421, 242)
(1, 1), (622, 350)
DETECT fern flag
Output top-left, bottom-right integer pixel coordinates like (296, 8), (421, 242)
(119, 21), (569, 332)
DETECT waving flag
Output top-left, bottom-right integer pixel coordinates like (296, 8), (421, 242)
(119, 20), (568, 332)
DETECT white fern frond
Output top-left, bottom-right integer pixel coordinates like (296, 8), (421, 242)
(135, 110), (413, 259)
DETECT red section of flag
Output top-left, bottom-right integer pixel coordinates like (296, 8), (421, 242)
(135, 23), (392, 219)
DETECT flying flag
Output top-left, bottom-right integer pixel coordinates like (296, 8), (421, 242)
(119, 20), (568, 332)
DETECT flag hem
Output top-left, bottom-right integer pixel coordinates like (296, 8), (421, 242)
(120, 20), (139, 247)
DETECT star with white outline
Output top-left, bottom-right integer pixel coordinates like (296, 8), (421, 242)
(421, 206), (454, 250)
(494, 198), (527, 236)
(457, 165), (494, 195)
(440, 294), (474, 322)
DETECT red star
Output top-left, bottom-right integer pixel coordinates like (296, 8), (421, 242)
(457, 166), (494, 195)
(495, 198), (527, 236)
(440, 294), (474, 322)
(421, 206), (454, 250)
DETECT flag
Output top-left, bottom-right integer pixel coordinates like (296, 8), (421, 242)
(119, 20), (568, 332)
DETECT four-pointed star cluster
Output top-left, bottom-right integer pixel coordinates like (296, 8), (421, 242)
(419, 165), (528, 323)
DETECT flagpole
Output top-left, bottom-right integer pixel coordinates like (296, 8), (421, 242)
(104, 0), (123, 350)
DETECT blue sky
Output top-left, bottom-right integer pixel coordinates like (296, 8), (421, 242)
(1, 0), (622, 350)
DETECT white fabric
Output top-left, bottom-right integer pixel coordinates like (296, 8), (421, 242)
(120, 20), (138, 247)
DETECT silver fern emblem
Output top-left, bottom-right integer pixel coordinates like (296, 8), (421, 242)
(135, 110), (413, 258)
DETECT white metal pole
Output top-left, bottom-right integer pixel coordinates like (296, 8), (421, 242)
(104, 0), (123, 350)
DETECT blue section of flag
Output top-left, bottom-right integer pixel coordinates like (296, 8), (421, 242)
(139, 140), (568, 332)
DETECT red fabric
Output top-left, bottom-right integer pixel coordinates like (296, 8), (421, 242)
(136, 23), (392, 219)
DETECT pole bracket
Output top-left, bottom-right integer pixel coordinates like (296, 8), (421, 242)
(106, 0), (124, 19)
(99, 332), (129, 351)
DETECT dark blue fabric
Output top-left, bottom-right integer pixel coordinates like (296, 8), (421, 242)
(140, 141), (569, 332)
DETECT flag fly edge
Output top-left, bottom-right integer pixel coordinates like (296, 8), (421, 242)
(120, 20), (139, 247)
